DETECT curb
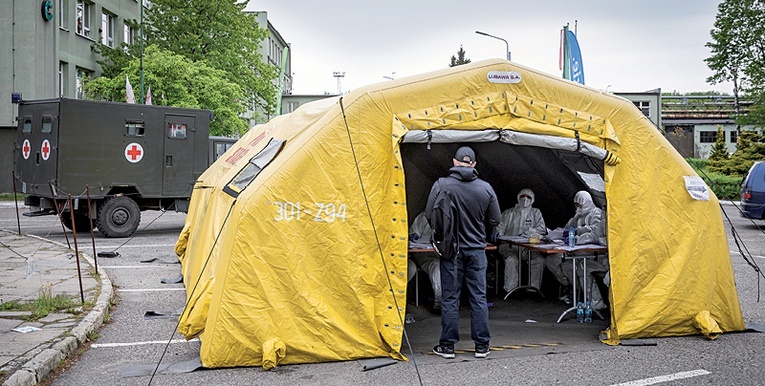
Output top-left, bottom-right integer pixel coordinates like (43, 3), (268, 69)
(0, 202), (25, 208)
(2, 234), (113, 386)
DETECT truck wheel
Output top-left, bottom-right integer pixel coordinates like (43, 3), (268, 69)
(60, 212), (93, 232)
(96, 196), (140, 238)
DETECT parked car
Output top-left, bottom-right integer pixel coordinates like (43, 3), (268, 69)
(740, 161), (765, 219)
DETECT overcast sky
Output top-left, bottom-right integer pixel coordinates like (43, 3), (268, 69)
(244, 0), (730, 96)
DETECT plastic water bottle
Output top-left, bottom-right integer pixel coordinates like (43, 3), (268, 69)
(576, 302), (584, 322)
(584, 301), (593, 323)
(568, 226), (576, 247)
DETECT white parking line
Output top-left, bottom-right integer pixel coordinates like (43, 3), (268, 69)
(96, 244), (176, 249)
(730, 251), (765, 259)
(611, 369), (711, 386)
(118, 288), (185, 292)
(91, 338), (198, 348)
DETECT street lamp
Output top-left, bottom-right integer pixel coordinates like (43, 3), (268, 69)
(476, 30), (511, 61)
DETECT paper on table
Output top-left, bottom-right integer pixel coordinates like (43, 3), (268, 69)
(553, 244), (605, 251)
(547, 228), (565, 240)
(497, 235), (528, 243)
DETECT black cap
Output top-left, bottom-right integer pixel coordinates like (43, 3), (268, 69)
(454, 146), (476, 164)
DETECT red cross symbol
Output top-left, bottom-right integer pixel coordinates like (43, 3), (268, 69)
(41, 140), (51, 161)
(22, 139), (31, 159)
(125, 143), (144, 163)
(127, 145), (141, 160)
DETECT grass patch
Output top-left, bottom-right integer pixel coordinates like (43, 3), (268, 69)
(86, 330), (99, 341)
(0, 192), (25, 201)
(0, 285), (81, 320)
(0, 300), (23, 311)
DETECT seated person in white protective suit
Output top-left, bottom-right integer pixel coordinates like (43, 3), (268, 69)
(545, 191), (609, 310)
(496, 188), (547, 294)
(408, 212), (442, 310)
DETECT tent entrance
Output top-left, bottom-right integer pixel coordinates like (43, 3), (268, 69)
(400, 133), (606, 227)
(399, 134), (612, 348)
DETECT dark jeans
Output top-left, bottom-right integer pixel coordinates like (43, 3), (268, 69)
(439, 248), (490, 348)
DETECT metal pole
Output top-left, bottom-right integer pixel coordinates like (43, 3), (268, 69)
(12, 171), (21, 235)
(476, 30), (510, 61)
(85, 186), (97, 273)
(68, 195), (85, 304)
(48, 181), (70, 248)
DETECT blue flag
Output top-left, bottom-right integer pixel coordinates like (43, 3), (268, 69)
(565, 29), (585, 85)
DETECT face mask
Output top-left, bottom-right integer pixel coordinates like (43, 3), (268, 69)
(520, 197), (532, 208)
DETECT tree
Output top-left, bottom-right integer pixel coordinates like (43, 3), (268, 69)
(707, 126), (730, 173)
(88, 0), (278, 131)
(84, 46), (247, 136)
(449, 45), (471, 67)
(144, 0), (278, 117)
(716, 131), (765, 175)
(706, 0), (765, 126)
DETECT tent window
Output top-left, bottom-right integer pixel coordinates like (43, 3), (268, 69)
(223, 138), (286, 198)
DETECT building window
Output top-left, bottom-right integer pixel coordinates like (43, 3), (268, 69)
(75, 67), (91, 99)
(101, 11), (114, 47)
(633, 101), (650, 117)
(58, 0), (69, 29)
(76, 0), (92, 38)
(59, 62), (68, 97)
(730, 130), (738, 144)
(700, 131), (717, 143)
(123, 24), (134, 46)
(286, 101), (299, 113)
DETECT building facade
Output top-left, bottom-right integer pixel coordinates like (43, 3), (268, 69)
(615, 88), (662, 129)
(662, 96), (756, 159)
(246, 11), (293, 127)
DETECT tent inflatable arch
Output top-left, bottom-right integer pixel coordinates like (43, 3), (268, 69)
(175, 59), (744, 368)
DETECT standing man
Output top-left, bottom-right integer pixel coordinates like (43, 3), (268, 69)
(426, 146), (501, 359)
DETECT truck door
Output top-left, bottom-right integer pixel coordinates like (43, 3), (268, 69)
(162, 114), (195, 196)
(15, 103), (59, 196)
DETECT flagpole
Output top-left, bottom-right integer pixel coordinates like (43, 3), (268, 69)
(139, 0), (144, 104)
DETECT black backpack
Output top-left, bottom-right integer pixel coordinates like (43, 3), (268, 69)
(429, 178), (460, 260)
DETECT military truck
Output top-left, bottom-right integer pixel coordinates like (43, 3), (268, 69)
(13, 98), (233, 237)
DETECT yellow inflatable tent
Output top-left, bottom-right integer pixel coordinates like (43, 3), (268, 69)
(175, 59), (744, 368)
